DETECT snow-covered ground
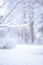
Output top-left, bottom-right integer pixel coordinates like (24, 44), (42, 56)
(0, 44), (43, 65)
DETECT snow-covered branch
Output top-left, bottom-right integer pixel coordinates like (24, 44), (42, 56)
(0, 23), (30, 28)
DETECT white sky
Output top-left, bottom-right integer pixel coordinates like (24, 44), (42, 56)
(0, 0), (4, 6)
(0, 0), (7, 16)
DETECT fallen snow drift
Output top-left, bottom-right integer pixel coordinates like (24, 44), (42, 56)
(0, 44), (43, 65)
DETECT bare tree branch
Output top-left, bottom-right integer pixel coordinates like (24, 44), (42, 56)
(0, 1), (21, 24)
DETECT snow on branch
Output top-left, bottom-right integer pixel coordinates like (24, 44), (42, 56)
(0, 23), (30, 29)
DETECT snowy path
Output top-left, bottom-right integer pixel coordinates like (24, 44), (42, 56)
(0, 44), (43, 65)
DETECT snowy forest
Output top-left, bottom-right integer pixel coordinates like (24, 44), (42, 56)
(0, 0), (43, 48)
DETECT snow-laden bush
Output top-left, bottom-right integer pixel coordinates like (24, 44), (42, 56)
(0, 28), (18, 49)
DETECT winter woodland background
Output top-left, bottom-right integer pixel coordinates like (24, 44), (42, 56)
(0, 0), (43, 48)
